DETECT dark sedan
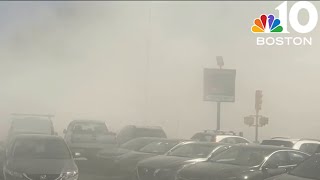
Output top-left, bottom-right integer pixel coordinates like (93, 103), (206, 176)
(113, 138), (186, 179)
(92, 137), (164, 176)
(266, 153), (320, 180)
(96, 137), (164, 160)
(136, 142), (231, 180)
(3, 134), (78, 180)
(176, 144), (310, 180)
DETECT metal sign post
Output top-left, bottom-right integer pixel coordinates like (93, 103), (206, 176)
(203, 56), (236, 130)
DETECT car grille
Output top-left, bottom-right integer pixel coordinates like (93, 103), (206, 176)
(137, 167), (157, 180)
(25, 174), (61, 180)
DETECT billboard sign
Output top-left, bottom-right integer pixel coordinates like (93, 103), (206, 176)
(203, 68), (236, 102)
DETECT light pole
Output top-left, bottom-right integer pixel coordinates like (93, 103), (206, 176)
(216, 56), (224, 130)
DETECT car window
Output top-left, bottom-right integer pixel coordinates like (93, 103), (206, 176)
(261, 140), (294, 148)
(289, 155), (320, 180)
(12, 138), (71, 159)
(265, 151), (290, 167)
(210, 146), (272, 166)
(73, 122), (108, 135)
(209, 146), (230, 158)
(288, 151), (309, 165)
(120, 138), (155, 150)
(167, 143), (218, 158)
(299, 143), (320, 154)
(235, 137), (250, 144)
(191, 133), (214, 142)
(220, 137), (237, 144)
(139, 141), (179, 154)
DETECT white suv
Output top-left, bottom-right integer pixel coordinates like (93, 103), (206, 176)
(191, 130), (251, 144)
(261, 137), (320, 154)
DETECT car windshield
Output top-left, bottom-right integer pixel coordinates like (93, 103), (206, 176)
(210, 146), (273, 166)
(73, 122), (108, 135)
(261, 140), (294, 148)
(167, 143), (218, 158)
(139, 141), (180, 154)
(289, 155), (320, 180)
(12, 138), (71, 159)
(120, 138), (156, 150)
(12, 118), (52, 134)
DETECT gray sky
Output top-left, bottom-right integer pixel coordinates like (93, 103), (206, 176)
(0, 1), (319, 141)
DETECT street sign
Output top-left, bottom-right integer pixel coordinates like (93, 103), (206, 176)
(203, 68), (236, 102)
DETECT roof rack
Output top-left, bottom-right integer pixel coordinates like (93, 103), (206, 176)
(11, 113), (55, 119)
(271, 137), (291, 139)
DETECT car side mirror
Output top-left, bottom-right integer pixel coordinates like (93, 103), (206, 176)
(74, 152), (81, 158)
(63, 129), (67, 134)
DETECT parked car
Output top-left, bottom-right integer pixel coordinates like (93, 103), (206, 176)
(92, 137), (165, 176)
(116, 125), (167, 145)
(136, 141), (231, 180)
(97, 137), (165, 159)
(7, 114), (56, 142)
(266, 153), (320, 180)
(113, 138), (186, 179)
(3, 134), (79, 180)
(261, 137), (320, 154)
(176, 144), (310, 180)
(191, 130), (251, 144)
(0, 141), (5, 179)
(64, 120), (117, 159)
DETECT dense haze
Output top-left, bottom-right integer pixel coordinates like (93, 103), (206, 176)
(0, 1), (320, 141)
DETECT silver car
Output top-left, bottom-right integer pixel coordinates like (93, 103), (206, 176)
(3, 134), (78, 180)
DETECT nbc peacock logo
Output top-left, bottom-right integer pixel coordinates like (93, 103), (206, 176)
(251, 1), (318, 46)
(251, 14), (283, 33)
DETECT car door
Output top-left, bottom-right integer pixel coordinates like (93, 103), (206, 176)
(287, 151), (309, 168)
(262, 151), (291, 178)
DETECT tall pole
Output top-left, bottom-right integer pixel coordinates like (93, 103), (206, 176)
(216, 64), (222, 131)
(255, 110), (259, 143)
(217, 102), (221, 130)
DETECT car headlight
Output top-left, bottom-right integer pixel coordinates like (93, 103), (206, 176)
(61, 170), (78, 180)
(3, 167), (23, 178)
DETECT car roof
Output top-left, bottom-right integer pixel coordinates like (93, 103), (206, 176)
(132, 125), (164, 130)
(13, 134), (63, 140)
(178, 141), (229, 146)
(152, 138), (187, 143)
(234, 143), (291, 151)
(264, 138), (320, 143)
(72, 120), (105, 123)
(130, 137), (166, 141)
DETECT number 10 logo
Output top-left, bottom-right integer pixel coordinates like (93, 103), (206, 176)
(277, 1), (318, 33)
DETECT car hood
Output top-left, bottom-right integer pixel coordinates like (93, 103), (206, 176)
(138, 155), (202, 169)
(97, 147), (131, 158)
(268, 173), (313, 180)
(178, 162), (251, 180)
(6, 159), (77, 174)
(71, 134), (116, 144)
(118, 151), (157, 165)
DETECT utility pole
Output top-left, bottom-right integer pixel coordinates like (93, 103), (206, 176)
(255, 110), (259, 143)
(244, 90), (268, 143)
(216, 56), (224, 130)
